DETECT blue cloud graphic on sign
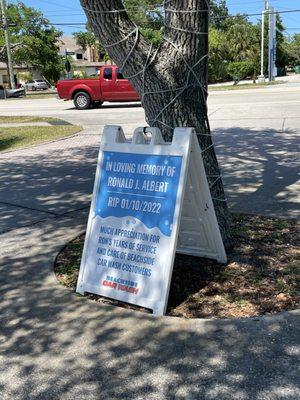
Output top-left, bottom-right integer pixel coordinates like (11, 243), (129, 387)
(95, 151), (182, 237)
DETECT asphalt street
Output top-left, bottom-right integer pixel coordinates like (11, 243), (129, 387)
(0, 81), (299, 399)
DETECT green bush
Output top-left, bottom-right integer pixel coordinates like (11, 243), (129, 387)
(227, 61), (255, 84)
(208, 60), (229, 83)
(17, 71), (33, 83)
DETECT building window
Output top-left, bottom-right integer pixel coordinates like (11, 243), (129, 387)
(76, 53), (83, 60)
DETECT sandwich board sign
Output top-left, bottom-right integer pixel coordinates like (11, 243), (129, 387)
(76, 125), (226, 316)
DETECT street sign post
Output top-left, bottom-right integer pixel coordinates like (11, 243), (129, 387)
(76, 126), (226, 316)
(65, 60), (71, 73)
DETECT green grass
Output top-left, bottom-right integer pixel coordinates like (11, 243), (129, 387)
(26, 90), (56, 95)
(0, 116), (61, 124)
(56, 240), (84, 288)
(209, 81), (284, 91)
(0, 124), (82, 151)
(24, 93), (57, 99)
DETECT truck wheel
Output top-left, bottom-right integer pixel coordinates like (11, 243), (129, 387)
(74, 91), (91, 110)
(93, 101), (103, 108)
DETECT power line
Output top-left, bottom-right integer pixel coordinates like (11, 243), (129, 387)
(226, 0), (271, 5)
(35, 0), (79, 12)
(217, 8), (300, 18)
(50, 8), (300, 26)
(43, 13), (86, 16)
(58, 25), (86, 29)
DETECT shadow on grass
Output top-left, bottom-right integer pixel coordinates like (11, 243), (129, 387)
(47, 120), (72, 126)
(0, 136), (22, 152)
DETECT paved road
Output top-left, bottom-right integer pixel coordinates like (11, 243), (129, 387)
(0, 83), (299, 399)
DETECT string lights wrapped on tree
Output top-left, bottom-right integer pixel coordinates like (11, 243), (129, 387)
(80, 0), (232, 247)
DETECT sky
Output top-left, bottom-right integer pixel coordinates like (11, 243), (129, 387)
(8, 0), (300, 36)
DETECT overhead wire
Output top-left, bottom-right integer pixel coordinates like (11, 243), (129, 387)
(50, 8), (300, 26)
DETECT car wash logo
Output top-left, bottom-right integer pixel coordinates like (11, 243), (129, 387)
(102, 275), (139, 295)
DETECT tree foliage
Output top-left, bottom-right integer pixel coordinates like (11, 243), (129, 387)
(208, 27), (228, 82)
(210, 0), (229, 30)
(275, 15), (291, 69)
(285, 34), (300, 67)
(0, 1), (63, 83)
(1, 0), (290, 85)
(73, 31), (97, 52)
(73, 26), (112, 62)
(123, 0), (164, 44)
(72, 0), (294, 83)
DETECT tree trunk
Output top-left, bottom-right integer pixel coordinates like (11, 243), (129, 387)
(80, 0), (232, 248)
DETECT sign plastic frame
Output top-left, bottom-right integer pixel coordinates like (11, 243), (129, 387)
(76, 125), (192, 316)
(76, 125), (227, 316)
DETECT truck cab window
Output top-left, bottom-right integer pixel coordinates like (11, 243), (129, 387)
(104, 68), (112, 80)
(116, 68), (125, 80)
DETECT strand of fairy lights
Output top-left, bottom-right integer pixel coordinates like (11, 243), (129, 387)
(82, 1), (227, 203)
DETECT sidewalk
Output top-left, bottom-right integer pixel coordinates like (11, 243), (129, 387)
(0, 209), (299, 400)
(0, 115), (299, 399)
(208, 73), (300, 88)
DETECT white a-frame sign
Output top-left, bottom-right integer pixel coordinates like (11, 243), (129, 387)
(76, 126), (227, 316)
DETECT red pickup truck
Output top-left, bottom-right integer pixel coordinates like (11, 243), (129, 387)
(56, 65), (140, 110)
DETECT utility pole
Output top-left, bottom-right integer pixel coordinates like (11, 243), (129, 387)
(0, 0), (15, 89)
(268, 6), (277, 81)
(258, 0), (269, 83)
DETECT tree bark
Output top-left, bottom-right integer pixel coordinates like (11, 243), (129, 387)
(80, 0), (232, 248)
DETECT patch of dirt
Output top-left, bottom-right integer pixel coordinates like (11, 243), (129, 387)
(55, 214), (300, 319)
